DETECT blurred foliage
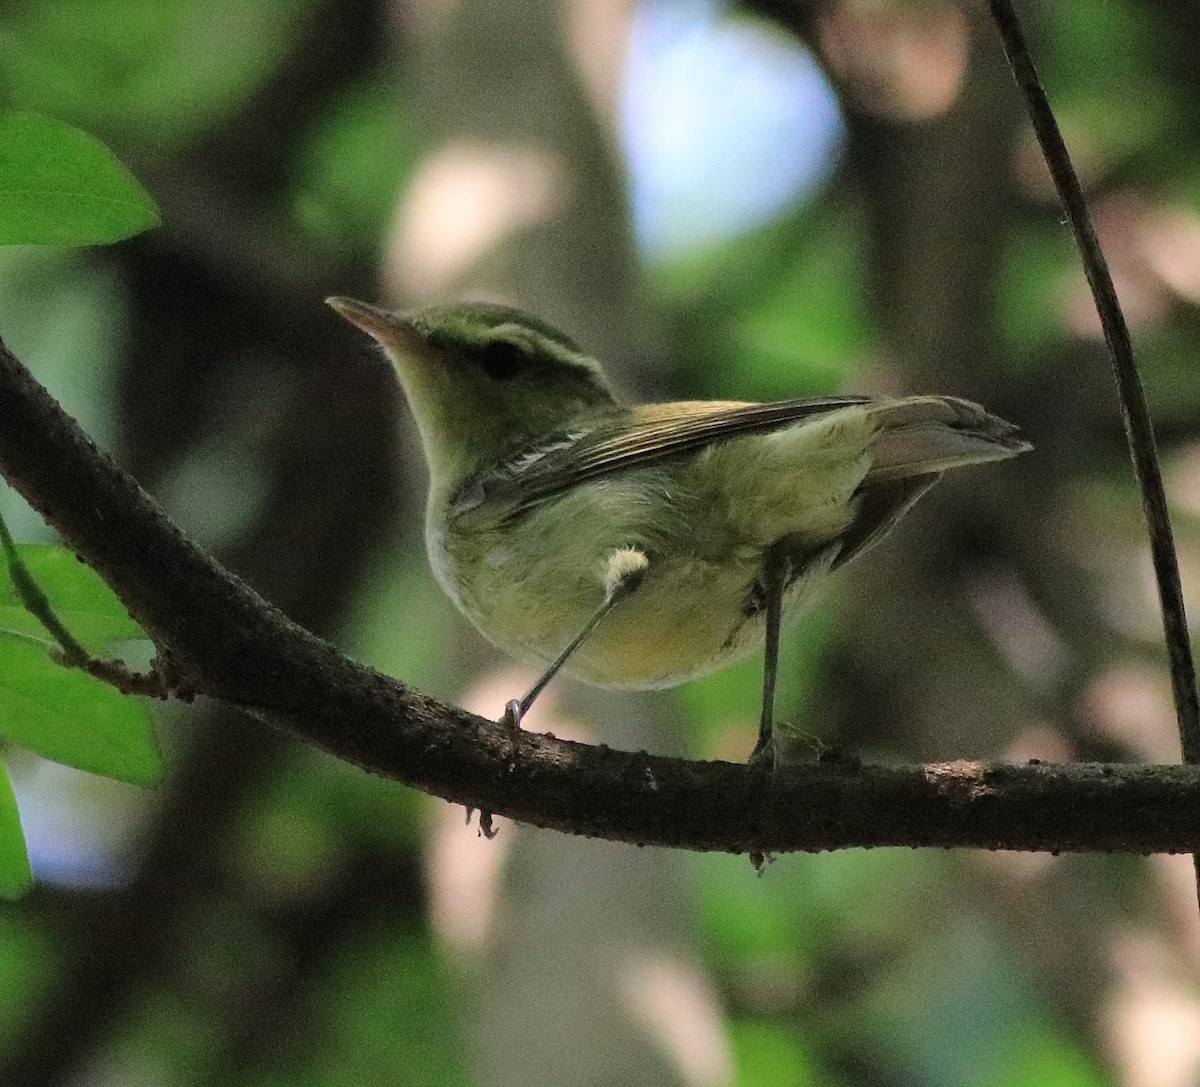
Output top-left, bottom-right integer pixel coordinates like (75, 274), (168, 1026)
(0, 0), (1197, 1085)
(994, 224), (1076, 360)
(0, 538), (162, 892)
(0, 113), (162, 894)
(288, 76), (421, 260)
(647, 201), (873, 399)
(0, 1), (313, 150)
(1037, 0), (1176, 167)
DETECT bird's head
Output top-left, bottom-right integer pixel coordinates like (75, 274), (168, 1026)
(327, 298), (617, 489)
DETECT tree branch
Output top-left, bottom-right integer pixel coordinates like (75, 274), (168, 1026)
(2, 334), (1200, 855)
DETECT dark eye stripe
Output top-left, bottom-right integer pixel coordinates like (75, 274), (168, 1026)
(476, 340), (527, 380)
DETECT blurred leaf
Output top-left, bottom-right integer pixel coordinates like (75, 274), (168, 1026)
(236, 747), (424, 912)
(0, 543), (144, 651)
(1136, 325), (1200, 428)
(0, 112), (159, 245)
(730, 1019), (824, 1087)
(651, 203), (872, 399)
(853, 918), (1104, 1087)
(695, 849), (951, 981)
(0, 761), (32, 899)
(237, 793), (340, 900)
(297, 929), (471, 1087)
(0, 635), (162, 785)
(694, 852), (800, 967)
(0, 912), (58, 1052)
(290, 76), (420, 255)
(995, 226), (1075, 358)
(0, 1), (311, 151)
(345, 542), (459, 700)
(1040, 0), (1176, 166)
(0, 247), (126, 489)
(988, 1024), (1106, 1087)
(290, 750), (425, 853)
(726, 210), (871, 396)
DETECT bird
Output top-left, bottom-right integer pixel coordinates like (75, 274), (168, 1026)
(327, 296), (1030, 764)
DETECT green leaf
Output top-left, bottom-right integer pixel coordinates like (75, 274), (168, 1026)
(0, 635), (162, 786)
(0, 543), (145, 652)
(0, 112), (159, 245)
(0, 762), (32, 899)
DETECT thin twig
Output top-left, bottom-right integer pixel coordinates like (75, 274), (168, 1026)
(0, 503), (169, 698)
(0, 509), (90, 666)
(987, 0), (1200, 901)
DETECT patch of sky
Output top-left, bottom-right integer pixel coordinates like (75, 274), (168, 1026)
(8, 758), (140, 889)
(620, 0), (845, 258)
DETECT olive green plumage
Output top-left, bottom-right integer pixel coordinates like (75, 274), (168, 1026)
(328, 296), (1029, 750)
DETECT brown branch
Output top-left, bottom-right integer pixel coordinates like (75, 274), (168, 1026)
(3, 334), (1200, 855)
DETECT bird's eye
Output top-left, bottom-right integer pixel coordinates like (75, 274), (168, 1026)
(476, 340), (527, 381)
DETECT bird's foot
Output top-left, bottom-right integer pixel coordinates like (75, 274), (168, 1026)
(500, 698), (525, 734)
(498, 698), (528, 771)
(749, 850), (776, 875)
(463, 807), (499, 839)
(748, 732), (779, 772)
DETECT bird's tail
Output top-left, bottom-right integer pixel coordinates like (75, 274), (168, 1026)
(865, 396), (1030, 481)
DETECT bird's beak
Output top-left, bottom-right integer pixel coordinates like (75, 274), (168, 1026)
(325, 297), (426, 353)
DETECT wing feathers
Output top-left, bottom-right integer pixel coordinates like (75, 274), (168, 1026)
(455, 396), (873, 522)
(451, 394), (1027, 525)
(864, 396), (1031, 481)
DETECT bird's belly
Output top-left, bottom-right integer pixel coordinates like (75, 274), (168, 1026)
(566, 569), (767, 688)
(444, 545), (818, 691)
(430, 468), (838, 691)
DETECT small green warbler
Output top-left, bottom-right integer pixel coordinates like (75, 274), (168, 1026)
(327, 297), (1029, 763)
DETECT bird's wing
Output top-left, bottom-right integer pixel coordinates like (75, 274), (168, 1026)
(450, 395), (875, 525)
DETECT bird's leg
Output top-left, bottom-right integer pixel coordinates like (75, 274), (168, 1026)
(750, 544), (792, 768)
(501, 548), (649, 733)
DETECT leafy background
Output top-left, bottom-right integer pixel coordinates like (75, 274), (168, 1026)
(2, 0), (1200, 1085)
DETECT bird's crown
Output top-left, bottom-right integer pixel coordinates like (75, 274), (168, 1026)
(407, 302), (609, 384)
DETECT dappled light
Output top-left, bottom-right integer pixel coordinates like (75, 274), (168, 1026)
(817, 0), (968, 120)
(1105, 929), (1200, 1087)
(617, 951), (734, 1087)
(1082, 663), (1179, 764)
(388, 141), (567, 300)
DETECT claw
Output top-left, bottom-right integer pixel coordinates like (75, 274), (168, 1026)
(749, 851), (775, 874)
(747, 733), (779, 772)
(501, 698), (524, 733)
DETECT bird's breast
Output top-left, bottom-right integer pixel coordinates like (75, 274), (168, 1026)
(428, 497), (830, 689)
